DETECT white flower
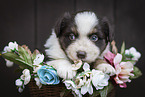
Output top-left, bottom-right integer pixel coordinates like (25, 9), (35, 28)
(113, 53), (134, 88)
(83, 62), (90, 72)
(33, 65), (42, 73)
(114, 61), (134, 88)
(96, 63), (116, 76)
(73, 89), (82, 97)
(5, 59), (13, 67)
(64, 63), (110, 96)
(15, 79), (25, 93)
(33, 54), (44, 65)
(3, 41), (18, 53)
(64, 80), (82, 97)
(34, 77), (42, 89)
(81, 79), (93, 95)
(18, 85), (25, 93)
(125, 47), (141, 61)
(75, 63), (93, 95)
(72, 60), (82, 70)
(3, 46), (11, 52)
(64, 80), (76, 90)
(92, 70), (110, 90)
(75, 78), (84, 88)
(15, 79), (23, 87)
(20, 69), (31, 85)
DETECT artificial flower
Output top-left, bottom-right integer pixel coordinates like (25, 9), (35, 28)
(3, 41), (18, 53)
(15, 79), (23, 87)
(76, 63), (93, 95)
(18, 86), (24, 93)
(92, 70), (110, 90)
(5, 59), (13, 67)
(33, 54), (44, 65)
(64, 80), (76, 90)
(65, 63), (93, 96)
(37, 65), (60, 85)
(96, 63), (116, 76)
(20, 69), (31, 85)
(64, 80), (82, 97)
(83, 62), (90, 72)
(114, 61), (134, 88)
(113, 53), (134, 88)
(125, 47), (141, 61)
(3, 46), (11, 53)
(72, 60), (82, 70)
(15, 79), (25, 93)
(104, 51), (116, 65)
(34, 77), (42, 89)
(81, 78), (93, 95)
(33, 65), (42, 73)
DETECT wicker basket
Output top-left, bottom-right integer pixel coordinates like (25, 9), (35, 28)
(29, 80), (115, 97)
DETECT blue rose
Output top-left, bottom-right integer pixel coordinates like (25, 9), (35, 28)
(37, 65), (60, 85)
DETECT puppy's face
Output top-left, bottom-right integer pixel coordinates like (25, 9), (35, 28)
(55, 11), (112, 63)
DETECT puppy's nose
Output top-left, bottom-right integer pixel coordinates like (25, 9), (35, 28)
(77, 51), (86, 59)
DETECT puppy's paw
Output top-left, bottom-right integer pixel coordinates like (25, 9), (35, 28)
(96, 63), (116, 76)
(47, 60), (76, 79)
(57, 67), (76, 79)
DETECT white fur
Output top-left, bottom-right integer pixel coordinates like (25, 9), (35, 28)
(44, 29), (68, 60)
(66, 36), (100, 63)
(46, 59), (76, 79)
(45, 30), (76, 79)
(45, 12), (111, 79)
(75, 12), (98, 35)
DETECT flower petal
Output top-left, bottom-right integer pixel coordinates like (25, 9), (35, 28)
(18, 87), (24, 93)
(24, 75), (31, 85)
(5, 59), (13, 67)
(15, 79), (23, 87)
(119, 83), (127, 88)
(83, 62), (90, 72)
(104, 51), (116, 64)
(113, 53), (122, 65)
(3, 46), (11, 53)
(34, 77), (42, 89)
(88, 82), (93, 95)
(33, 54), (44, 65)
(81, 85), (88, 95)
(129, 47), (136, 53)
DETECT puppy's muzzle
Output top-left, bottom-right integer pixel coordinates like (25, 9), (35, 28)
(77, 51), (86, 59)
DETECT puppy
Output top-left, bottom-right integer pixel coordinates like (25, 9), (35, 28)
(44, 11), (115, 79)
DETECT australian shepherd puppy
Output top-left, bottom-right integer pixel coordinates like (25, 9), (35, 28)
(44, 11), (115, 79)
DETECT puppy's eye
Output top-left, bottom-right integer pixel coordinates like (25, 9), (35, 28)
(69, 33), (76, 40)
(90, 34), (98, 42)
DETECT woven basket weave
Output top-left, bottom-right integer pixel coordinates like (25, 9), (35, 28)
(29, 80), (115, 97)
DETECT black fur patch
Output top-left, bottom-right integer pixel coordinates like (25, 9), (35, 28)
(55, 11), (113, 56)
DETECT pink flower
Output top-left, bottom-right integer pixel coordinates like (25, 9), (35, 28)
(104, 52), (134, 88)
(104, 51), (116, 65)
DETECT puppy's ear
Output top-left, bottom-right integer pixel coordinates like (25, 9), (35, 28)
(55, 12), (71, 37)
(101, 17), (113, 42)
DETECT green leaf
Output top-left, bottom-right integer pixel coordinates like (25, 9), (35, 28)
(107, 82), (113, 93)
(99, 82), (114, 97)
(15, 58), (33, 70)
(91, 91), (100, 97)
(99, 86), (108, 97)
(1, 52), (33, 71)
(120, 42), (125, 55)
(31, 49), (40, 61)
(130, 66), (142, 79)
(18, 46), (33, 66)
